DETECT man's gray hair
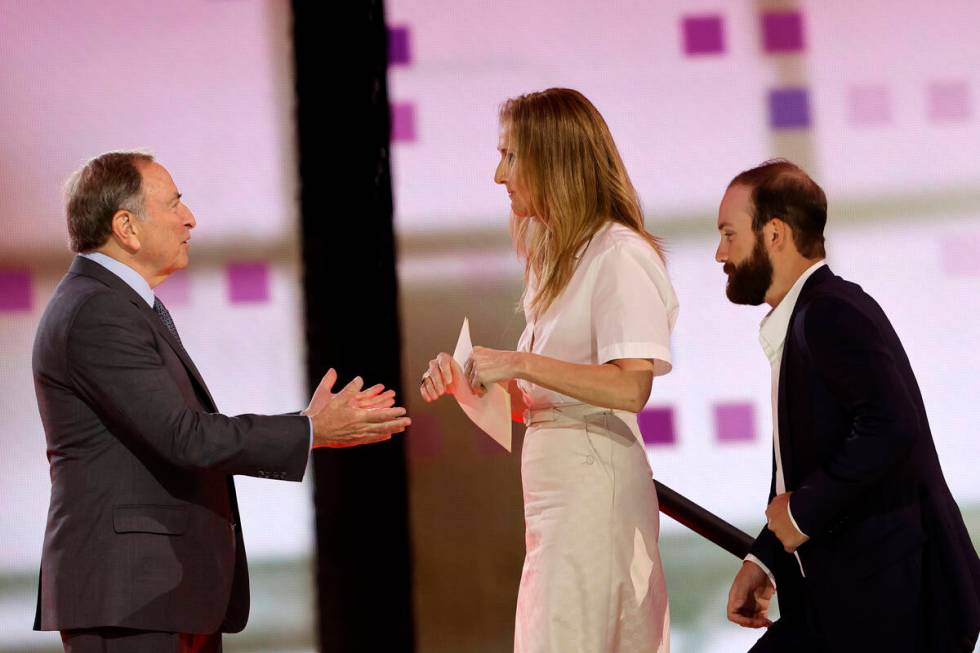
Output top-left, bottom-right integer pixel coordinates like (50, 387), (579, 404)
(65, 151), (154, 253)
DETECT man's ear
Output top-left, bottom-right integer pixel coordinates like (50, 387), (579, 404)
(767, 217), (791, 252)
(110, 209), (141, 253)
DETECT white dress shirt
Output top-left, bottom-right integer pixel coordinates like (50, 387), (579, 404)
(515, 221), (679, 416)
(745, 259), (826, 588)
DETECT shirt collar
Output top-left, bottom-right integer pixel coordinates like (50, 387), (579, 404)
(79, 251), (155, 307)
(759, 260), (827, 363)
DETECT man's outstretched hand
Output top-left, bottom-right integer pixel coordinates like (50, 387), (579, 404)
(303, 369), (410, 448)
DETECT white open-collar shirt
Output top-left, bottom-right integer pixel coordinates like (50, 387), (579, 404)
(746, 259), (827, 585)
(515, 221), (680, 412)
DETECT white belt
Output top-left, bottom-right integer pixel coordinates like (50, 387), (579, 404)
(523, 404), (614, 426)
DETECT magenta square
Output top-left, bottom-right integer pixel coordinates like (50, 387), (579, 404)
(638, 407), (676, 446)
(769, 88), (811, 129)
(391, 102), (417, 142)
(848, 85), (891, 127)
(155, 268), (191, 306)
(0, 269), (32, 312)
(928, 82), (971, 123)
(762, 10), (805, 53)
(941, 233), (980, 277)
(388, 25), (411, 65)
(682, 15), (725, 55)
(714, 402), (756, 443)
(226, 261), (269, 303)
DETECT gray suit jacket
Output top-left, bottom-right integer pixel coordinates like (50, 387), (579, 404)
(32, 256), (311, 633)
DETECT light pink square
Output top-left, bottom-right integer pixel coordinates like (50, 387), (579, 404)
(928, 82), (971, 123)
(848, 85), (891, 126)
(941, 233), (980, 277)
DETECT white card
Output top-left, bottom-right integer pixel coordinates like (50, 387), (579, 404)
(451, 318), (512, 452)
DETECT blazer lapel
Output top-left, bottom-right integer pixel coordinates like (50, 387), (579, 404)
(69, 257), (219, 411)
(777, 264), (834, 489)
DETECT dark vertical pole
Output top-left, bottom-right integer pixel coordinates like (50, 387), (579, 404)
(291, 2), (414, 652)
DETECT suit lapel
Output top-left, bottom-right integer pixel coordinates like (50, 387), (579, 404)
(777, 265), (834, 489)
(69, 257), (219, 411)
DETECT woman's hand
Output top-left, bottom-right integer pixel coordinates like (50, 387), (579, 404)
(465, 346), (524, 396)
(419, 352), (462, 402)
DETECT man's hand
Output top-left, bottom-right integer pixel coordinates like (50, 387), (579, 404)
(727, 561), (775, 628)
(766, 492), (810, 553)
(303, 370), (410, 448)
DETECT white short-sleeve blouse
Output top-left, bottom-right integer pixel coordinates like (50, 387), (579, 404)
(516, 221), (680, 410)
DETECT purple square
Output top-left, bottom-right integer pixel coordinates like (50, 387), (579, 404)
(388, 25), (412, 66)
(848, 85), (891, 127)
(155, 268), (191, 307)
(0, 269), (32, 312)
(226, 261), (269, 304)
(682, 15), (725, 55)
(762, 10), (805, 53)
(769, 88), (811, 129)
(391, 102), (417, 142)
(928, 81), (971, 123)
(638, 407), (676, 446)
(714, 402), (756, 443)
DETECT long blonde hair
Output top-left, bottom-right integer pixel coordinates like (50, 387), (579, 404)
(500, 88), (664, 318)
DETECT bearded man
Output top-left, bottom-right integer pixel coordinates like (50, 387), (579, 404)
(715, 159), (980, 652)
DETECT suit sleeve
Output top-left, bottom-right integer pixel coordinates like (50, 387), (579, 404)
(65, 292), (310, 480)
(789, 296), (919, 537)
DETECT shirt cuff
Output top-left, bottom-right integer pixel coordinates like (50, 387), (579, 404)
(744, 554), (777, 592)
(307, 416), (314, 451)
(787, 497), (808, 539)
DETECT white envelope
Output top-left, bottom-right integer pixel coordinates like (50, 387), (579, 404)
(452, 318), (512, 452)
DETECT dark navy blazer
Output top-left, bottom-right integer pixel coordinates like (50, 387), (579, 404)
(749, 265), (980, 651)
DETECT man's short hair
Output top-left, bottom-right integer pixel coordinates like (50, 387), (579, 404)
(65, 151), (154, 253)
(729, 159), (827, 259)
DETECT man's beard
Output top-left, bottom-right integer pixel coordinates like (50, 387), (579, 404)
(724, 233), (773, 305)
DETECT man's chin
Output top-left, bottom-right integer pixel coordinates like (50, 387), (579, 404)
(725, 283), (766, 306)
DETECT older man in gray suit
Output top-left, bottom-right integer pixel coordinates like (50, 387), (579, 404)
(32, 151), (411, 652)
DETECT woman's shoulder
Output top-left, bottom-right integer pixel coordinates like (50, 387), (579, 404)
(590, 221), (665, 266)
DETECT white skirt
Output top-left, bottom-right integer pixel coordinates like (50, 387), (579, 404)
(515, 407), (670, 653)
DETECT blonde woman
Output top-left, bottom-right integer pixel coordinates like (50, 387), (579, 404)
(420, 88), (678, 653)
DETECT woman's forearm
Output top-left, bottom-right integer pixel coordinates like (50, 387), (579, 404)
(514, 352), (653, 413)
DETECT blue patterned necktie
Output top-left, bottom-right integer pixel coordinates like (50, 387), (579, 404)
(153, 296), (184, 348)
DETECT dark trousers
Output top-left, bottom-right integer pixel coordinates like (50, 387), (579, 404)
(61, 628), (222, 653)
